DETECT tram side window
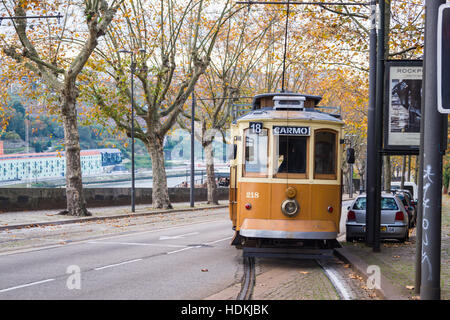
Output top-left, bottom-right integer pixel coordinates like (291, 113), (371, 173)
(244, 128), (268, 176)
(314, 130), (337, 179)
(274, 136), (307, 177)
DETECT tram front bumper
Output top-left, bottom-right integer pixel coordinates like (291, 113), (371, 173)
(239, 218), (338, 240)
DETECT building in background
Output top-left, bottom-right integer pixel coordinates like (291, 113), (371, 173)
(0, 148), (122, 182)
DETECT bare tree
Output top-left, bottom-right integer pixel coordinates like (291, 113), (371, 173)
(1, 0), (124, 216)
(86, 0), (237, 209)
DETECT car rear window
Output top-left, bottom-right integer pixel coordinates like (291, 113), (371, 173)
(353, 197), (399, 210)
(353, 197), (366, 210)
(381, 198), (398, 210)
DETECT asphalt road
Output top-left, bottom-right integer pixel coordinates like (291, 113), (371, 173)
(0, 200), (355, 300)
(0, 219), (242, 300)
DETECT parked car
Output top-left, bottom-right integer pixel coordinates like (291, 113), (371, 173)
(394, 190), (417, 228)
(391, 181), (418, 202)
(346, 192), (410, 243)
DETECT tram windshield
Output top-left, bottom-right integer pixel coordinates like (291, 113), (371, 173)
(274, 136), (307, 177)
(244, 128), (268, 176)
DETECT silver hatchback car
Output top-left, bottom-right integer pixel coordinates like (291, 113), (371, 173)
(346, 193), (410, 242)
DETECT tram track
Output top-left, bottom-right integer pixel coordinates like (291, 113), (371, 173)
(236, 254), (355, 300)
(237, 256), (256, 300)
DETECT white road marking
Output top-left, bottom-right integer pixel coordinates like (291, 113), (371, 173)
(0, 219), (230, 257)
(0, 278), (55, 293)
(87, 241), (187, 248)
(94, 258), (143, 271)
(159, 232), (199, 240)
(166, 236), (232, 255)
(166, 246), (202, 255)
(205, 236), (233, 245)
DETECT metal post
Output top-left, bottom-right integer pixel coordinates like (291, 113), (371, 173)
(190, 92), (195, 208)
(366, 0), (378, 248)
(131, 59), (136, 213)
(420, 0), (445, 300)
(372, 0), (386, 253)
(349, 163), (353, 198)
(415, 60), (426, 295)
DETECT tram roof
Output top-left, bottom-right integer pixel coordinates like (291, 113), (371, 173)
(236, 108), (344, 124)
(252, 92), (323, 110)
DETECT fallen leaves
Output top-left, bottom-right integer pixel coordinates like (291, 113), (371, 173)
(405, 285), (414, 290)
(299, 271), (310, 275)
(201, 268), (208, 272)
(349, 273), (364, 281)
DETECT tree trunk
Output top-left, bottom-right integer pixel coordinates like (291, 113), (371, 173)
(204, 141), (218, 205)
(383, 155), (391, 191)
(60, 89), (90, 216)
(400, 155), (406, 189)
(414, 155), (419, 185)
(147, 136), (172, 209)
(407, 155), (411, 182)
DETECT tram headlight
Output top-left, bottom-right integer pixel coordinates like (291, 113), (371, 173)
(281, 199), (299, 217)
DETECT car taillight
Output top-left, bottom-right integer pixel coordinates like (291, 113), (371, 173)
(347, 210), (356, 221)
(395, 211), (404, 221)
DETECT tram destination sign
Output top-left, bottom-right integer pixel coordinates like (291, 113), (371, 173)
(273, 126), (310, 136)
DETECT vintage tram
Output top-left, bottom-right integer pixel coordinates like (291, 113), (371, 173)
(228, 92), (346, 256)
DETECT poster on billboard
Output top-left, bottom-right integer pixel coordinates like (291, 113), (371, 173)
(384, 60), (422, 153)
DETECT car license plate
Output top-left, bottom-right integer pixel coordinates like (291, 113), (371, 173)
(362, 226), (387, 232)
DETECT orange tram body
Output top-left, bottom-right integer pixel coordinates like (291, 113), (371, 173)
(228, 93), (345, 257)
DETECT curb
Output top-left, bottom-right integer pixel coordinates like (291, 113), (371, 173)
(334, 246), (408, 300)
(0, 204), (229, 232)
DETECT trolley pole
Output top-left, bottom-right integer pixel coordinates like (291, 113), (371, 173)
(420, 0), (446, 300)
(365, 0), (378, 248)
(190, 92), (195, 208)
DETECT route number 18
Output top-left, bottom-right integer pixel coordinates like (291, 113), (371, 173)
(250, 122), (263, 134)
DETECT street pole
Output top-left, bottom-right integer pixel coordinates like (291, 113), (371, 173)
(190, 92), (195, 208)
(130, 59), (136, 213)
(119, 49), (137, 213)
(350, 162), (353, 199)
(366, 0), (378, 248)
(372, 0), (386, 253)
(415, 59), (426, 294)
(420, 0), (445, 300)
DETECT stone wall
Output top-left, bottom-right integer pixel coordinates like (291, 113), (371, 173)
(0, 187), (229, 212)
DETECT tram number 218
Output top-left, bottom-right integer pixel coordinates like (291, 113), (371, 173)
(246, 192), (260, 199)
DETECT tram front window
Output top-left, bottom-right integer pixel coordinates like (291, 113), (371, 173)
(244, 128), (268, 177)
(275, 136), (307, 178)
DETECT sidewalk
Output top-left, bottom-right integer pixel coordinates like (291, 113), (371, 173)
(336, 195), (450, 300)
(0, 200), (228, 231)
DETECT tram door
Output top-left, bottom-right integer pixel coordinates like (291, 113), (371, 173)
(229, 141), (238, 228)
